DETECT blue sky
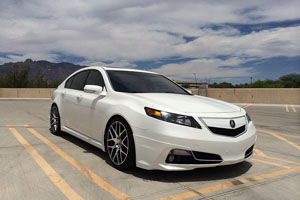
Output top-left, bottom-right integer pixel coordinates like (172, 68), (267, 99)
(0, 0), (299, 83)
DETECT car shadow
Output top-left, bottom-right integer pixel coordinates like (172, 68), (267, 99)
(59, 131), (109, 161)
(59, 132), (253, 183)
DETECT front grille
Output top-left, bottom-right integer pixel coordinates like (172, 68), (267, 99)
(208, 125), (246, 137)
(245, 145), (254, 158)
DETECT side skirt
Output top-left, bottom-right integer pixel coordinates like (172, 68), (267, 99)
(62, 126), (105, 152)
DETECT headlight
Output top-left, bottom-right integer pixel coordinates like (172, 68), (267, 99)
(145, 107), (201, 129)
(246, 113), (252, 123)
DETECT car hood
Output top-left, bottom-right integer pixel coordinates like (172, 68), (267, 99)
(131, 93), (241, 113)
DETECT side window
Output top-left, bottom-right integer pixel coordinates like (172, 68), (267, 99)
(70, 70), (89, 90)
(85, 70), (105, 87)
(65, 76), (74, 88)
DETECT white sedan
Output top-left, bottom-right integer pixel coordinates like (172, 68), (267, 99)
(50, 66), (256, 171)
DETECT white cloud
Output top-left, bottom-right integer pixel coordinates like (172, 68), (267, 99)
(0, 0), (299, 79)
(153, 57), (254, 81)
(177, 26), (300, 59)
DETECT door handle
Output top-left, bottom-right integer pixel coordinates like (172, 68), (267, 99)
(77, 95), (83, 101)
(62, 91), (66, 97)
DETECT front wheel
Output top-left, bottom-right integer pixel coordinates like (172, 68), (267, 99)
(50, 105), (62, 135)
(105, 117), (135, 170)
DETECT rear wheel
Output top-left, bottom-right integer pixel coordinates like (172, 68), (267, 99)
(105, 117), (135, 170)
(50, 105), (61, 135)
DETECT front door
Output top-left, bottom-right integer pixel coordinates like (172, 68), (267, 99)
(79, 70), (107, 141)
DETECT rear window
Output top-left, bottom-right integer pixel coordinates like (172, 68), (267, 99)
(65, 76), (74, 88)
(70, 70), (89, 91)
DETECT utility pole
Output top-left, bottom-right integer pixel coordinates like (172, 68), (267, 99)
(193, 73), (197, 84)
(193, 73), (200, 95)
(250, 77), (253, 85)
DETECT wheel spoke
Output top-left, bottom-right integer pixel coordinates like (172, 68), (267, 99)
(121, 135), (128, 145)
(120, 149), (127, 156)
(109, 130), (115, 140)
(111, 125), (118, 138)
(118, 122), (121, 136)
(109, 147), (114, 158)
(115, 122), (119, 136)
(119, 129), (126, 137)
(112, 149), (118, 162)
(118, 149), (123, 163)
(116, 149), (120, 164)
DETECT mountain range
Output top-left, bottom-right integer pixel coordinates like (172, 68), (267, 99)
(0, 59), (85, 81)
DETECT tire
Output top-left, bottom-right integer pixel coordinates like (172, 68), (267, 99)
(105, 117), (135, 170)
(50, 104), (62, 135)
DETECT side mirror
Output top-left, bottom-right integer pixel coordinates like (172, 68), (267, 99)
(84, 85), (105, 95)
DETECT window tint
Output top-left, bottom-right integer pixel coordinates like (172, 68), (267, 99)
(85, 70), (105, 87)
(107, 70), (189, 95)
(70, 70), (89, 90)
(65, 76), (74, 88)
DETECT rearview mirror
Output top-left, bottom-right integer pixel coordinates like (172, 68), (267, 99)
(84, 85), (104, 95)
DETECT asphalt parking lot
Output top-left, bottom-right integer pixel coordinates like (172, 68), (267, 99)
(0, 100), (299, 200)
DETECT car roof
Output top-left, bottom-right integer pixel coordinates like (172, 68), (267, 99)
(87, 66), (158, 74)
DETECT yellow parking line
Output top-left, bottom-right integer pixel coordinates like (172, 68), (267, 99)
(291, 105), (297, 112)
(254, 148), (300, 165)
(26, 126), (130, 200)
(251, 158), (291, 169)
(160, 166), (300, 200)
(285, 104), (289, 112)
(7, 124), (30, 127)
(258, 129), (300, 151)
(254, 148), (266, 157)
(277, 133), (300, 139)
(8, 128), (83, 200)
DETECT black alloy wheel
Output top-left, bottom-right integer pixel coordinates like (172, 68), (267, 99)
(50, 105), (61, 135)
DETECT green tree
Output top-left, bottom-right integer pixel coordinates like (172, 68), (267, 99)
(210, 73), (300, 88)
(0, 74), (3, 87)
(279, 73), (300, 88)
(211, 82), (234, 88)
(48, 79), (63, 88)
(4, 64), (30, 88)
(30, 70), (48, 88)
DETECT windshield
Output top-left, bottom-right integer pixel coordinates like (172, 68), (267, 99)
(107, 70), (190, 95)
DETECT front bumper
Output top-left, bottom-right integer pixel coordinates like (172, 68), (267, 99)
(132, 115), (256, 171)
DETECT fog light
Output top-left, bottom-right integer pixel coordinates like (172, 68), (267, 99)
(171, 149), (192, 156)
(167, 155), (175, 163)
